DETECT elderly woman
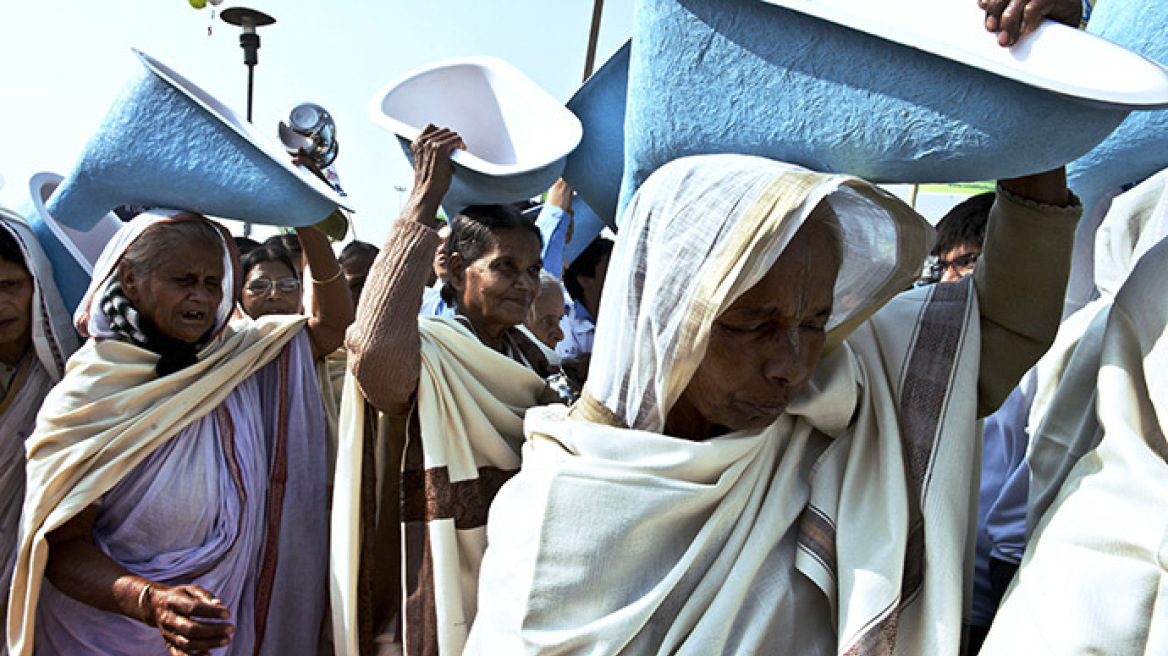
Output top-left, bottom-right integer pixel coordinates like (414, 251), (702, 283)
(6, 213), (353, 656)
(332, 125), (561, 656)
(463, 153), (1079, 655)
(238, 245), (303, 319)
(523, 271), (566, 350)
(0, 210), (78, 655)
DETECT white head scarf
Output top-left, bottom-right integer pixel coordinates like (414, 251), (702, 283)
(586, 154), (931, 433)
(74, 210), (240, 341)
(0, 208), (78, 380)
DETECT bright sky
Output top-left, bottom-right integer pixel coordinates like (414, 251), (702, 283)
(0, 0), (634, 246)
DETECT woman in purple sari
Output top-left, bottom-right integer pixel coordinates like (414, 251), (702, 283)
(6, 211), (352, 656)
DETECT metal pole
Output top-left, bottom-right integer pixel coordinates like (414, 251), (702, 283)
(583, 0), (605, 82)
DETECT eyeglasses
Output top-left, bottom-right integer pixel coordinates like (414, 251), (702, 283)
(929, 251), (980, 281)
(245, 277), (301, 295)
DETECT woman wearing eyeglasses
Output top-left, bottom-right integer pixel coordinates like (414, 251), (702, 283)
(239, 245), (304, 319)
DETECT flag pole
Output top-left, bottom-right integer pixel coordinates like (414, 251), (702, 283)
(582, 0), (606, 82)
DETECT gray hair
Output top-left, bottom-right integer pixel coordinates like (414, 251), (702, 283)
(120, 215), (224, 280)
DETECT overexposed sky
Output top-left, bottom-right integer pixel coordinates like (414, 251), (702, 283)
(0, 0), (634, 245)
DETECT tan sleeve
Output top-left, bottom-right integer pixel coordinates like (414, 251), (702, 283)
(974, 186), (1081, 417)
(345, 220), (442, 414)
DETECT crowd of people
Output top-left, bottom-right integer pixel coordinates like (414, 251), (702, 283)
(2, 0), (1166, 654)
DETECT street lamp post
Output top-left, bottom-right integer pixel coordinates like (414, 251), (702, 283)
(220, 6), (275, 237)
(220, 7), (275, 124)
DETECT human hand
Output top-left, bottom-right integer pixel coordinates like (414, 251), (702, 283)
(547, 178), (575, 214)
(143, 584), (234, 655)
(408, 124), (466, 214)
(292, 151), (330, 185)
(980, 0), (1082, 47)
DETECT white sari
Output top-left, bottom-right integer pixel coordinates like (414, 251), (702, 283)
(466, 155), (1073, 655)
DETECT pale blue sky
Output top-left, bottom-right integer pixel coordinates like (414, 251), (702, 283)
(0, 0), (634, 245)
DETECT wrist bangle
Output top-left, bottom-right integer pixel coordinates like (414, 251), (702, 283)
(311, 268), (343, 285)
(138, 582), (154, 624)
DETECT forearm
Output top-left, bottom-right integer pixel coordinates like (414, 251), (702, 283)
(974, 179), (1080, 416)
(345, 218), (441, 414)
(536, 205), (571, 279)
(299, 226), (355, 358)
(45, 506), (150, 624)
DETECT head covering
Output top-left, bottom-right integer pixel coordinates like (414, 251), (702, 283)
(0, 208), (78, 381)
(73, 210), (240, 374)
(585, 154), (931, 432)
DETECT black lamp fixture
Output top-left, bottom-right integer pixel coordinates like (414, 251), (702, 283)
(220, 7), (276, 124)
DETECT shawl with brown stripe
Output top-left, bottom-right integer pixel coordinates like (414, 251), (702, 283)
(331, 316), (556, 656)
(464, 155), (984, 655)
(465, 277), (981, 655)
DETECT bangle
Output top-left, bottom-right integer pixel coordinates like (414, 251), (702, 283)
(138, 582), (154, 624)
(311, 268), (343, 285)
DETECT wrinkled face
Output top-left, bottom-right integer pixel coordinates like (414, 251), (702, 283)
(0, 258), (33, 365)
(525, 283), (566, 349)
(451, 227), (542, 336)
(668, 221), (841, 440)
(341, 253), (374, 310)
(241, 260), (301, 319)
(123, 241), (224, 344)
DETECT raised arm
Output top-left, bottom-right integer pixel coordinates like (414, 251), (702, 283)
(975, 168), (1079, 416)
(535, 179), (575, 279)
(345, 125), (464, 416)
(298, 225), (355, 359)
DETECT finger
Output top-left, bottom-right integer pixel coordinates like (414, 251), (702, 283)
(1018, 1), (1047, 37)
(163, 629), (227, 656)
(171, 587), (230, 620)
(996, 0), (1027, 45)
(980, 0), (1009, 31)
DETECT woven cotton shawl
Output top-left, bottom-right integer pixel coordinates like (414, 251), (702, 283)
(0, 210), (78, 655)
(331, 316), (552, 656)
(980, 227), (1168, 655)
(5, 213), (318, 655)
(465, 155), (984, 655)
(1026, 167), (1168, 525)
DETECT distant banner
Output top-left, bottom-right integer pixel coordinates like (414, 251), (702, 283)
(918, 181), (996, 195)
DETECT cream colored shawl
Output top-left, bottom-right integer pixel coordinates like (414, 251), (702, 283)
(1026, 167), (1168, 526)
(6, 212), (306, 655)
(466, 155), (985, 655)
(980, 225), (1168, 655)
(331, 316), (551, 656)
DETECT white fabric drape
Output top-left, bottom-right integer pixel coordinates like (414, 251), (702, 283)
(1026, 167), (1168, 526)
(330, 316), (550, 656)
(586, 156), (928, 434)
(466, 155), (986, 655)
(980, 228), (1168, 655)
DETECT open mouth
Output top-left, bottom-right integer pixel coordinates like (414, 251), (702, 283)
(181, 310), (208, 322)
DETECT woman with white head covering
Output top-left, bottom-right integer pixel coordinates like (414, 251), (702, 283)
(0, 208), (78, 656)
(465, 153), (1079, 655)
(6, 212), (352, 656)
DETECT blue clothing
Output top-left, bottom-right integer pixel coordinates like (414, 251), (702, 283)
(970, 377), (1035, 627)
(535, 204), (571, 279)
(556, 300), (594, 359)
